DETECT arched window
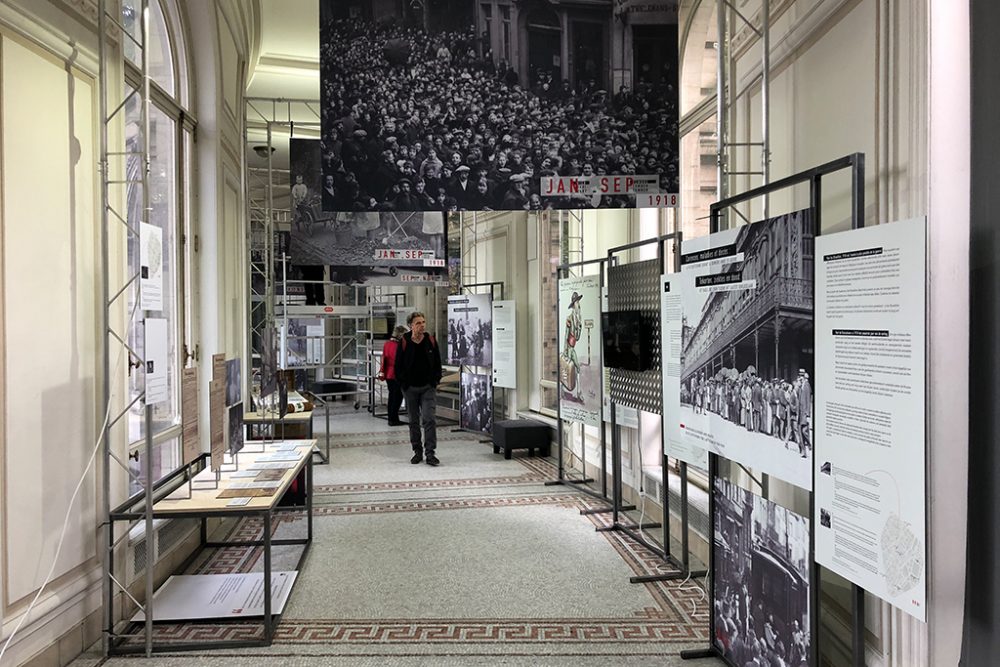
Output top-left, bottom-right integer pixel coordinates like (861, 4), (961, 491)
(121, 0), (196, 493)
(678, 0), (718, 243)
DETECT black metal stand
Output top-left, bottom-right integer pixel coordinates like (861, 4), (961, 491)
(107, 448), (314, 655)
(544, 258), (613, 511)
(681, 153), (867, 666)
(595, 232), (707, 584)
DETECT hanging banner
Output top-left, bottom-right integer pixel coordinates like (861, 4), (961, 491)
(447, 293), (493, 366)
(814, 217), (927, 621)
(492, 300), (516, 389)
(680, 210), (815, 490)
(559, 276), (602, 427)
(662, 275), (706, 467)
(288, 138), (447, 267)
(319, 0), (678, 211)
(139, 222), (163, 311)
(713, 477), (812, 666)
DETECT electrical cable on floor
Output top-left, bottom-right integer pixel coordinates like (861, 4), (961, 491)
(0, 330), (129, 664)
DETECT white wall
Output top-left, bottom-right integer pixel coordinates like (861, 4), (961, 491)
(0, 5), (105, 664)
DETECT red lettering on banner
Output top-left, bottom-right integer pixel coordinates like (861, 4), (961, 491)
(545, 179), (553, 195)
(626, 176), (635, 192)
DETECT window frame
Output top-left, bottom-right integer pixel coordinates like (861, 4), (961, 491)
(121, 0), (197, 486)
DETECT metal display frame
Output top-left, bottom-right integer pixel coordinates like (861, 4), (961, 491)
(602, 233), (706, 584)
(681, 153), (867, 667)
(451, 281), (505, 438)
(544, 259), (612, 511)
(98, 0), (157, 656)
(106, 450), (314, 655)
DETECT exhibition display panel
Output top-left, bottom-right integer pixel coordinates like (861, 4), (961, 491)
(678, 153), (929, 667)
(107, 440), (315, 655)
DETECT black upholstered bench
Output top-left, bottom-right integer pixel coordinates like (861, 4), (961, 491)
(492, 419), (552, 460)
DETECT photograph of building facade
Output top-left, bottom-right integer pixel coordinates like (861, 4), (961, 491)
(681, 210), (815, 389)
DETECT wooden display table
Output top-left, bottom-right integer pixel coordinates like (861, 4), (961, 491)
(107, 441), (315, 655)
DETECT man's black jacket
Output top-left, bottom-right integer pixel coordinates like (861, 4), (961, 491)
(393, 331), (442, 390)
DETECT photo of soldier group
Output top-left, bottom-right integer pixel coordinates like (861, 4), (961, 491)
(319, 0), (679, 211)
(447, 293), (493, 367)
(713, 477), (811, 667)
(683, 367), (813, 459)
(460, 371), (493, 434)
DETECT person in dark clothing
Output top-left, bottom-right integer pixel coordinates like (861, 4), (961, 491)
(394, 311), (443, 465)
(378, 325), (407, 425)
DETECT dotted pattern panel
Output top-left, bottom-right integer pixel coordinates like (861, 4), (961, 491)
(608, 259), (661, 413)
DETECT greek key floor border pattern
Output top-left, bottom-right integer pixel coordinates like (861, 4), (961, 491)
(100, 423), (710, 661)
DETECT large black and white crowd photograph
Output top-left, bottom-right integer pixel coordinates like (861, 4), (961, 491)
(319, 0), (679, 211)
(680, 210), (815, 490)
(289, 138), (447, 266)
(714, 477), (811, 667)
(447, 293), (493, 366)
(460, 371), (494, 434)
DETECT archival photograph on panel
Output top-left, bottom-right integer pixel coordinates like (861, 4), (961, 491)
(225, 358), (242, 408)
(460, 371), (493, 434)
(558, 275), (602, 427)
(288, 138), (448, 266)
(228, 402), (245, 456)
(260, 324), (278, 399)
(285, 318), (324, 367)
(447, 293), (493, 366)
(713, 477), (811, 667)
(319, 0), (679, 211)
(680, 210), (815, 490)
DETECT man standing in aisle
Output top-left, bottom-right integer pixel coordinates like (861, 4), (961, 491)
(395, 312), (443, 466)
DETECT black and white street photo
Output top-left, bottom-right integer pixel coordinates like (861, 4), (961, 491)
(460, 371), (493, 434)
(228, 402), (245, 456)
(680, 209), (815, 490)
(319, 0), (679, 211)
(447, 293), (493, 366)
(225, 358), (242, 408)
(714, 477), (811, 667)
(290, 138), (447, 266)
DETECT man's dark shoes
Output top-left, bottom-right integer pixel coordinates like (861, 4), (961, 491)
(410, 452), (423, 464)
(426, 454), (440, 466)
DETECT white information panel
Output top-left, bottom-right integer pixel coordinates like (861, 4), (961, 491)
(492, 300), (516, 388)
(662, 275), (706, 467)
(139, 222), (163, 311)
(132, 572), (298, 621)
(144, 317), (169, 405)
(814, 217), (927, 621)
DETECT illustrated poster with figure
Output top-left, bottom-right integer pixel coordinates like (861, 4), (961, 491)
(558, 275), (602, 427)
(680, 210), (815, 491)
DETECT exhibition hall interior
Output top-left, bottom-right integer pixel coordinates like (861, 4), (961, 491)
(2, 0), (998, 665)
